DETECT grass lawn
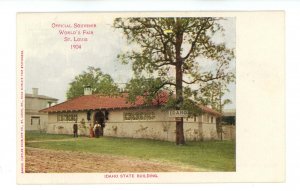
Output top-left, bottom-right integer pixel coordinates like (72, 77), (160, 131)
(25, 131), (236, 171)
(25, 130), (74, 141)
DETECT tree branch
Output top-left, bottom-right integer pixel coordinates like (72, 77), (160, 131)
(182, 74), (228, 84)
(183, 21), (213, 60)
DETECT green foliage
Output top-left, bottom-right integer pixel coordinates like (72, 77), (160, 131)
(197, 80), (234, 112)
(114, 17), (235, 144)
(114, 17), (235, 111)
(66, 66), (120, 100)
(26, 132), (236, 171)
(125, 76), (174, 104)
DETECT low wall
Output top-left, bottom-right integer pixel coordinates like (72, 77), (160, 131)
(46, 109), (219, 142)
(47, 121), (218, 142)
(222, 125), (236, 140)
(47, 122), (90, 136)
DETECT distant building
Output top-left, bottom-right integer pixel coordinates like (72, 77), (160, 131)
(222, 109), (236, 125)
(25, 88), (58, 131)
(221, 109), (236, 140)
(40, 87), (221, 142)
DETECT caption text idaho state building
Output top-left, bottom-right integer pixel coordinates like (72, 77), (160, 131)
(40, 89), (221, 142)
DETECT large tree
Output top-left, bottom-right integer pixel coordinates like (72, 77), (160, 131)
(66, 66), (120, 100)
(114, 17), (235, 145)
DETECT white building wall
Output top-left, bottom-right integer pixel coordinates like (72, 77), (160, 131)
(25, 97), (48, 111)
(47, 112), (91, 136)
(25, 96), (57, 131)
(25, 114), (49, 131)
(46, 108), (219, 142)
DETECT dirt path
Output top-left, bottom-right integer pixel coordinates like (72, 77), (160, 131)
(25, 147), (202, 173)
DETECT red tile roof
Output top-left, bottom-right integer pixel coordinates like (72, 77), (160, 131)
(40, 93), (168, 113)
(40, 92), (221, 116)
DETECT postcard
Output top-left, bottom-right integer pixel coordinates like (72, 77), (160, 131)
(16, 11), (284, 184)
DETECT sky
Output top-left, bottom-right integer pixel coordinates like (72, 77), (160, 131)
(22, 13), (235, 109)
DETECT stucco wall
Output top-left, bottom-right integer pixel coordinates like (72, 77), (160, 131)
(25, 96), (57, 131)
(25, 113), (48, 131)
(25, 97), (49, 111)
(47, 112), (91, 136)
(46, 108), (219, 142)
(221, 125), (236, 140)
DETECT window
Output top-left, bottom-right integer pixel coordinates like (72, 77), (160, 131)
(123, 111), (155, 121)
(211, 116), (214, 123)
(57, 113), (78, 122)
(31, 116), (40, 125)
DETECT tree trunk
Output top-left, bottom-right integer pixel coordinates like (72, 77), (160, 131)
(175, 22), (185, 145)
(219, 83), (223, 141)
(175, 63), (185, 145)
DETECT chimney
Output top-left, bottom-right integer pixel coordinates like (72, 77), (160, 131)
(32, 88), (38, 96)
(84, 85), (92, 95)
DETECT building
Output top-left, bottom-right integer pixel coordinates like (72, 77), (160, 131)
(221, 109), (236, 140)
(222, 109), (236, 125)
(40, 88), (221, 142)
(25, 88), (58, 131)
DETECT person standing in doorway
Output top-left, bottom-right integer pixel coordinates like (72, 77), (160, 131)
(73, 122), (78, 138)
(93, 121), (100, 138)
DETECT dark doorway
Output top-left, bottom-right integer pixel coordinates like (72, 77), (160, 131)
(94, 111), (105, 136)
